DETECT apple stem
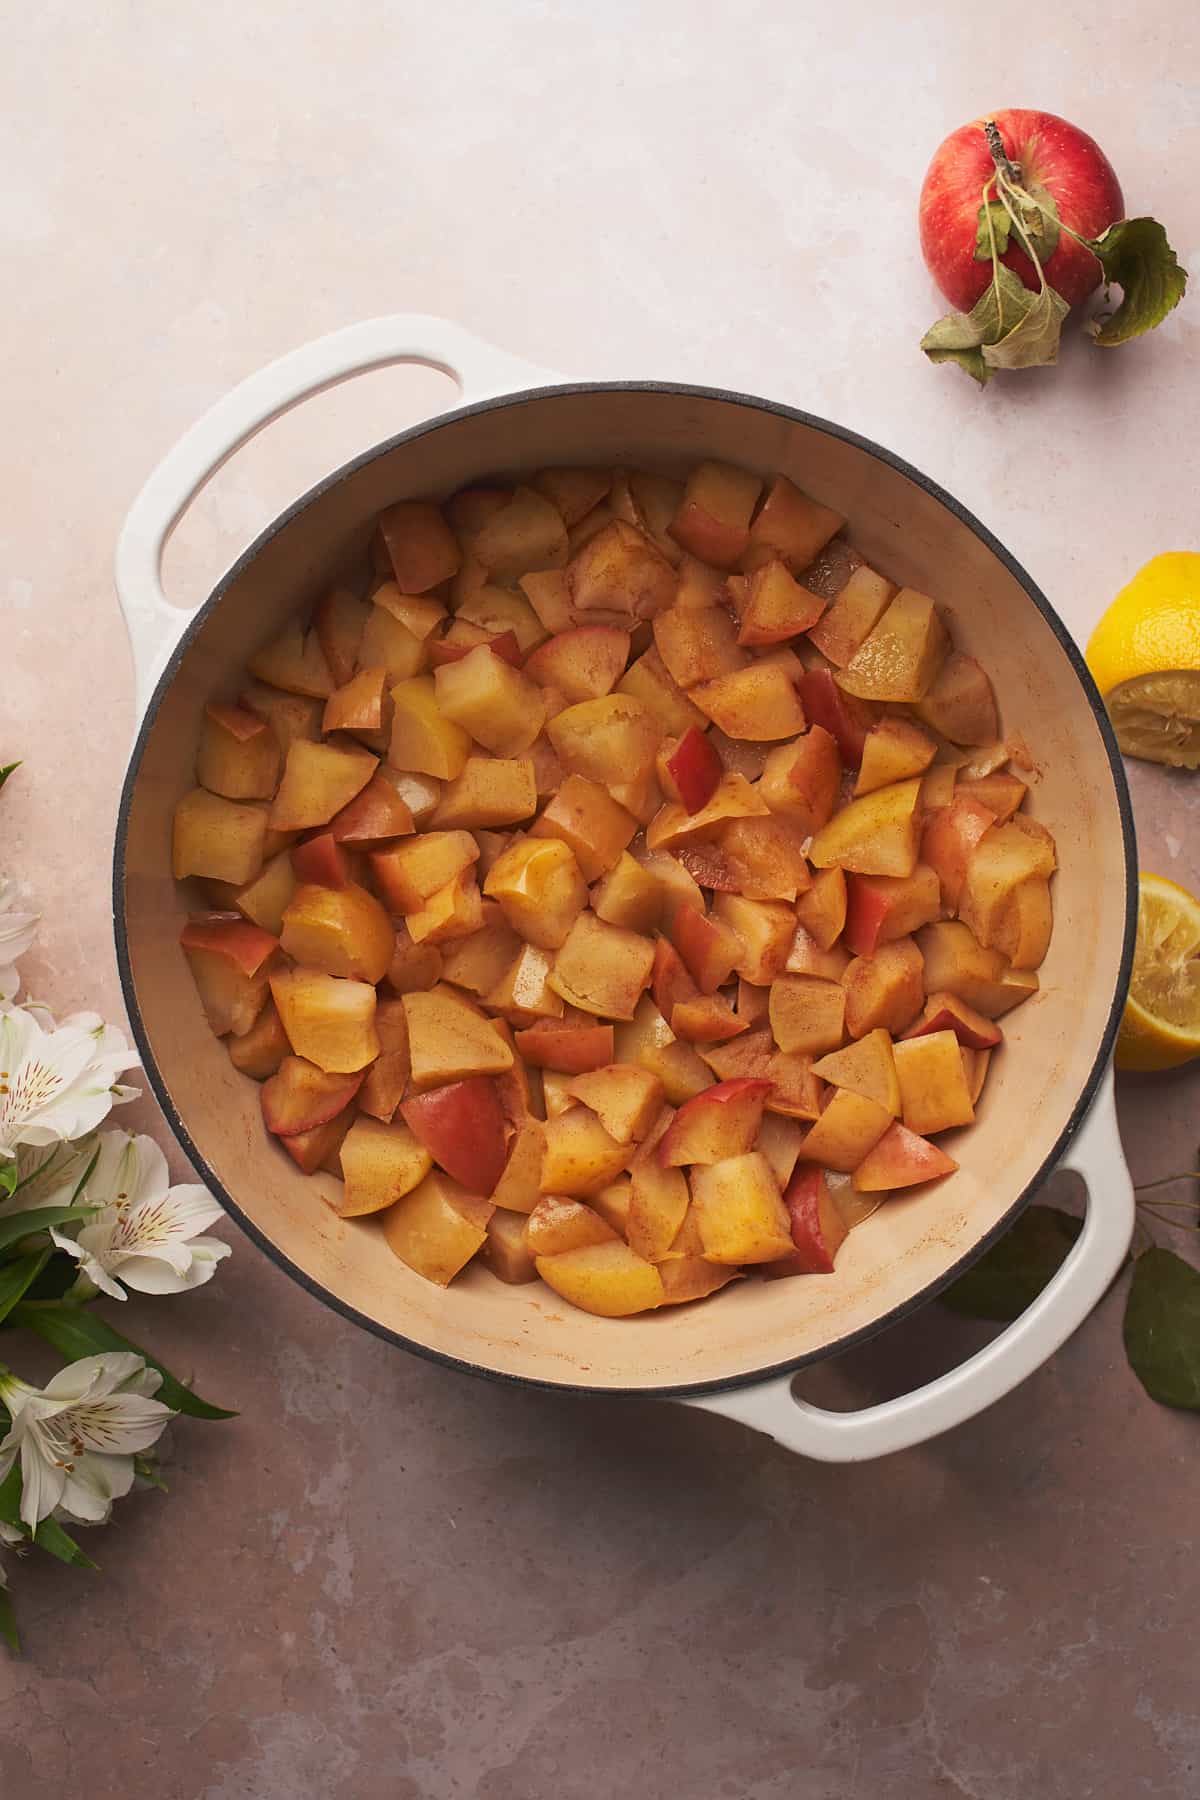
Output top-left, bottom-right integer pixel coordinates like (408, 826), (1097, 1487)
(982, 118), (1021, 187)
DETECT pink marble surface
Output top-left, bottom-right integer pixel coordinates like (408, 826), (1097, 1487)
(3, 3), (1200, 1794)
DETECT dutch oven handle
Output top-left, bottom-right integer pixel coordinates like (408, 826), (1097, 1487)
(686, 1070), (1135, 1460)
(113, 317), (561, 716)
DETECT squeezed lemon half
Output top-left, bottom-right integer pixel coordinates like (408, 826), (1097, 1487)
(1116, 873), (1200, 1071)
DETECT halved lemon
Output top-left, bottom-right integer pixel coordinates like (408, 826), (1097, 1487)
(1086, 554), (1200, 769)
(1116, 873), (1200, 1071)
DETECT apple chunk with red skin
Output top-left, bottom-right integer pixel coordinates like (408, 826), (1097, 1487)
(658, 1077), (773, 1167)
(904, 991), (1002, 1050)
(669, 903), (742, 995)
(664, 727), (722, 814)
(401, 1077), (509, 1195)
(260, 1054), (365, 1136)
(799, 669), (876, 767)
(768, 1166), (849, 1275)
(852, 1121), (957, 1191)
(180, 917), (279, 1037)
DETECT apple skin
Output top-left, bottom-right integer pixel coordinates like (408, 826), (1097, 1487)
(920, 109), (1124, 313)
(400, 1077), (508, 1194)
(666, 726), (722, 815)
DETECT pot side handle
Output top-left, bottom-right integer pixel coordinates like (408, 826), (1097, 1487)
(684, 1069), (1134, 1462)
(113, 315), (562, 715)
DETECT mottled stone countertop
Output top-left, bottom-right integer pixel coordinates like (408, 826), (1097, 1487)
(3, 3), (1199, 1795)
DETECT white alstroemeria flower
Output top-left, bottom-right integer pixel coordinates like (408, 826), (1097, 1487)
(0, 1352), (173, 1530)
(0, 880), (38, 1003)
(49, 1131), (230, 1299)
(0, 1007), (138, 1157)
(1, 1136), (97, 1216)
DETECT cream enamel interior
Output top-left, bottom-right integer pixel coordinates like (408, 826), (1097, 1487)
(117, 387), (1131, 1392)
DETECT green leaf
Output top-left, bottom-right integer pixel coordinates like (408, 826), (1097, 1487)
(1086, 217), (1188, 346)
(0, 1164), (15, 1202)
(0, 1467), (98, 1569)
(0, 763), (19, 793)
(921, 266), (1039, 385)
(1012, 178), (1061, 266)
(0, 1587), (18, 1653)
(0, 1206), (95, 1256)
(0, 1251), (49, 1326)
(942, 1205), (1083, 1321)
(982, 280), (1070, 371)
(974, 200), (1012, 261)
(10, 1303), (237, 1420)
(1123, 1247), (1200, 1408)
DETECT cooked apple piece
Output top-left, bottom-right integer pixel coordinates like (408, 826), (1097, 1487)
(769, 975), (846, 1056)
(843, 936), (925, 1039)
(963, 1046), (992, 1106)
(540, 1106), (629, 1195)
(591, 852), (662, 934)
(524, 626), (630, 702)
(853, 1121), (957, 1191)
(566, 1064), (663, 1144)
(326, 769), (413, 847)
(180, 917), (278, 1037)
(428, 647), (541, 759)
(806, 565), (897, 666)
(631, 853), (703, 931)
(613, 996), (713, 1103)
(671, 994), (744, 1043)
(811, 1028), (900, 1115)
(470, 485), (567, 577)
(456, 586), (547, 655)
(708, 816), (812, 903)
(737, 560), (826, 646)
(525, 1195), (617, 1257)
(240, 682), (324, 754)
(690, 1151), (792, 1263)
(737, 978), (770, 1025)
(532, 466), (611, 527)
(798, 1087), (891, 1172)
(546, 695), (661, 789)
(699, 1026), (771, 1080)
(515, 1019), (614, 1071)
(752, 1111), (805, 1189)
(443, 484), (511, 544)
(855, 718), (938, 797)
(377, 499), (461, 594)
(484, 835), (587, 949)
(173, 790), (268, 885)
(916, 651), (1000, 746)
(795, 867), (847, 952)
(536, 1239), (664, 1316)
(488, 1118), (546, 1214)
(427, 758), (535, 833)
(269, 740), (377, 832)
(916, 920), (1035, 1018)
(247, 620), (334, 698)
(617, 644), (707, 736)
(786, 924), (851, 982)
(587, 1175), (632, 1236)
(227, 998), (290, 1080)
(400, 1076), (508, 1194)
(756, 727), (840, 835)
(661, 726), (723, 814)
(291, 831), (354, 891)
(196, 703), (282, 802)
(405, 870), (482, 946)
(331, 1116), (433, 1217)
(529, 774), (637, 883)
(809, 778), (923, 878)
(843, 865), (941, 959)
(379, 766), (442, 828)
(835, 590), (949, 703)
(955, 771), (1028, 823)
(548, 913), (655, 1020)
(711, 894), (796, 985)
(765, 1049), (824, 1120)
(511, 572), (570, 644)
(540, 1072), (575, 1117)
(922, 763), (958, 810)
(666, 903), (740, 996)
(437, 903), (521, 998)
(623, 470), (685, 564)
(387, 676), (472, 779)
(798, 668), (877, 768)
(671, 554), (725, 610)
(567, 517), (677, 621)
(651, 938), (698, 1020)
(372, 583), (447, 643)
(384, 923), (442, 994)
(627, 1117), (690, 1260)
(668, 461), (763, 567)
(430, 623), (523, 670)
(956, 741), (1012, 781)
(646, 774), (769, 857)
(280, 882), (393, 984)
(357, 600), (427, 685)
(381, 1169), (492, 1285)
(270, 967), (378, 1072)
(487, 943), (564, 1023)
(402, 984), (513, 1088)
(261, 1054), (364, 1136)
(739, 474), (844, 573)
(764, 1167), (849, 1275)
(990, 877), (1053, 969)
(958, 820), (1056, 950)
(480, 1209), (539, 1283)
(688, 663), (806, 742)
(652, 602), (746, 691)
(655, 1256), (738, 1302)
(370, 829), (478, 913)
(921, 793), (997, 909)
(358, 1046), (410, 1123)
(659, 1078), (773, 1167)
(893, 1030), (974, 1136)
(905, 990), (1002, 1050)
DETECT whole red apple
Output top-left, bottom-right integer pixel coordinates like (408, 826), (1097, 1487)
(919, 109), (1124, 312)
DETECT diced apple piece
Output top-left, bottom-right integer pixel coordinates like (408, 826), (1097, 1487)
(690, 1151), (792, 1263)
(796, 867), (847, 952)
(916, 651), (1000, 746)
(429, 757), (536, 832)
(437, 903), (522, 997)
(370, 829), (478, 913)
(524, 626), (631, 702)
(329, 1116), (432, 1217)
(261, 1054), (364, 1136)
(358, 1049), (410, 1124)
(690, 663), (806, 741)
(633, 852), (705, 930)
(835, 589), (949, 702)
(247, 621), (334, 698)
(652, 603), (746, 691)
(809, 778), (923, 878)
(771, 1167), (849, 1274)
(958, 821), (1056, 950)
(387, 676), (472, 779)
(657, 1257), (739, 1303)
(514, 571), (571, 642)
(568, 518), (677, 621)
(489, 1119), (546, 1214)
(291, 832), (354, 891)
(540, 1106), (629, 1196)
(668, 461), (763, 567)
(227, 998), (290, 1080)
(269, 740), (377, 832)
(530, 774), (637, 882)
(402, 984), (513, 1089)
(734, 559), (825, 645)
(280, 882), (393, 984)
(667, 903), (740, 995)
(357, 603), (426, 685)
(671, 995), (744, 1043)
(991, 877), (1053, 969)
(565, 1064), (663, 1146)
(708, 816), (813, 903)
(843, 936), (925, 1039)
(515, 1019), (614, 1072)
(811, 1029), (900, 1115)
(627, 1139), (690, 1261)
(786, 924), (850, 982)
(613, 996), (713, 1103)
(702, 894), (791, 987)
(329, 773), (414, 846)
(405, 869), (482, 946)
(843, 864), (941, 959)
(798, 669), (877, 768)
(456, 586), (547, 654)
(372, 583), (447, 643)
(737, 978), (770, 1025)
(740, 474), (844, 573)
(916, 921), (1034, 1018)
(768, 975), (846, 1055)
(487, 943), (564, 1022)
(659, 1078), (772, 1167)
(852, 1122), (957, 1192)
(590, 1175), (633, 1236)
(617, 644), (707, 735)
(429, 646), (542, 759)
(799, 1088), (892, 1173)
(591, 852), (662, 933)
(753, 1112), (805, 1189)
(533, 466), (611, 527)
(484, 835), (587, 949)
(922, 793), (997, 909)
(240, 682), (324, 754)
(378, 766), (442, 828)
(470, 485), (567, 577)
(381, 1169), (492, 1285)
(964, 1046), (992, 1106)
(856, 718), (937, 797)
(399, 1077), (508, 1194)
(765, 1050), (824, 1120)
(536, 1240), (664, 1316)
(807, 565), (897, 666)
(525, 1196), (616, 1257)
(955, 772), (1028, 822)
(698, 1026), (771, 1079)
(651, 938), (698, 1020)
(547, 695), (661, 788)
(921, 763), (957, 810)
(481, 1210), (539, 1283)
(270, 967), (378, 1072)
(756, 727), (840, 835)
(548, 913), (655, 1020)
(646, 772), (769, 855)
(663, 726), (722, 814)
(180, 917), (278, 1037)
(893, 1030), (974, 1135)
(378, 500), (461, 594)
(385, 924), (443, 994)
(197, 703), (282, 801)
(443, 485), (512, 543)
(173, 790), (268, 885)
(905, 991), (1002, 1050)
(673, 555), (726, 609)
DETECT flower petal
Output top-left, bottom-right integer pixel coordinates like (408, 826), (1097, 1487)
(117, 1237), (232, 1293)
(61, 1451), (136, 1523)
(67, 1394), (174, 1455)
(19, 1431), (65, 1530)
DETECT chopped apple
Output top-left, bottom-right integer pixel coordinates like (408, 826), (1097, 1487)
(333, 1116), (433, 1217)
(690, 1151), (793, 1263)
(471, 485), (567, 576)
(270, 966), (378, 1072)
(690, 663), (806, 741)
(964, 1046), (992, 1106)
(842, 936), (925, 1039)
(591, 852), (662, 933)
(663, 726), (722, 814)
(740, 474), (844, 573)
(372, 583), (447, 644)
(806, 564), (897, 666)
(490, 1118), (546, 1213)
(228, 998), (290, 1079)
(856, 718), (938, 796)
(737, 978), (770, 1025)
(197, 703), (282, 801)
(240, 683), (325, 754)
(673, 555), (726, 609)
(524, 626), (631, 701)
(247, 621), (334, 698)
(768, 975), (846, 1055)
(430, 757), (536, 831)
(798, 668), (877, 767)
(427, 627), (523, 671)
(922, 793), (997, 909)
(533, 466), (612, 527)
(291, 831), (355, 891)
(180, 916), (278, 1036)
(378, 499), (461, 594)
(754, 1111), (805, 1188)
(796, 866), (847, 951)
(915, 921), (1034, 1018)
(769, 1167), (849, 1274)
(388, 676), (472, 779)
(808, 778), (923, 878)
(536, 1240), (664, 1316)
(173, 790), (268, 885)
(280, 882), (393, 984)
(955, 772), (1028, 822)
(568, 518), (676, 620)
(381, 1169), (492, 1285)
(852, 1121), (957, 1192)
(530, 774), (637, 881)
(835, 589), (949, 702)
(652, 602), (746, 690)
(484, 835), (588, 949)
(260, 1054), (364, 1136)
(613, 996), (713, 1103)
(565, 1064), (663, 1146)
(658, 1077), (772, 1167)
(905, 990), (1002, 1050)
(798, 1087), (892, 1172)
(646, 771), (769, 853)
(540, 1105), (629, 1196)
(734, 559), (825, 645)
(811, 1029), (900, 1115)
(786, 923), (851, 981)
(671, 994), (744, 1043)
(518, 568), (574, 637)
(893, 1030), (975, 1135)
(548, 912), (655, 1019)
(590, 1175), (634, 1236)
(444, 484), (511, 542)
(958, 821), (1056, 951)
(698, 1026), (771, 1081)
(765, 1049), (824, 1120)
(514, 1019), (614, 1072)
(524, 1195), (616, 1257)
(757, 726), (841, 835)
(651, 938), (698, 1020)
(277, 1109), (354, 1176)
(405, 869), (483, 946)
(370, 830), (479, 913)
(378, 766), (442, 828)
(668, 460), (763, 567)
(487, 943), (565, 1022)
(668, 903), (741, 994)
(482, 1209), (539, 1283)
(431, 646), (544, 759)
(547, 695), (661, 788)
(269, 740), (377, 832)
(358, 1047), (410, 1123)
(843, 864), (942, 958)
(991, 877), (1053, 969)
(325, 772), (413, 847)
(357, 603), (426, 684)
(400, 1076), (508, 1194)
(657, 1257), (739, 1303)
(617, 644), (708, 734)
(456, 586), (547, 654)
(402, 984), (513, 1088)
(702, 815), (812, 903)
(709, 894), (795, 984)
(438, 903), (522, 997)
(916, 651), (1000, 746)
(921, 763), (957, 810)
(385, 923), (443, 994)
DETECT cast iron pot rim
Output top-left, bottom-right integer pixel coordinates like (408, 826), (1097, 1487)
(113, 378), (1138, 1401)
